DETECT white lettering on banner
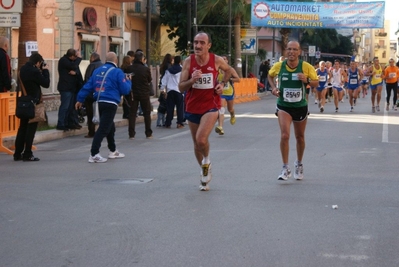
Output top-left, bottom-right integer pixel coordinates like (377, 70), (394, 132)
(1, 0), (15, 10)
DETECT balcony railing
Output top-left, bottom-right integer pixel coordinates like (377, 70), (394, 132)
(126, 0), (159, 17)
(374, 32), (387, 37)
(374, 44), (387, 50)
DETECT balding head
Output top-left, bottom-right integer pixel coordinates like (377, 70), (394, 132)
(0, 36), (9, 50)
(90, 52), (100, 62)
(106, 52), (118, 64)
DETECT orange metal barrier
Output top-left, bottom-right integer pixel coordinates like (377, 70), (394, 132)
(234, 78), (260, 104)
(0, 92), (20, 155)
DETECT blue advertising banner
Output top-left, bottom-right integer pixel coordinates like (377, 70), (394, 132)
(251, 1), (385, 29)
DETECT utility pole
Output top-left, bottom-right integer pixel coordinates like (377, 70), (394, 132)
(187, 0), (191, 45)
(146, 0), (151, 65)
(193, 0), (198, 36)
(228, 0), (232, 63)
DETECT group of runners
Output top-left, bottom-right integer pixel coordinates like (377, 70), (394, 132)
(179, 31), (399, 191)
(309, 57), (399, 113)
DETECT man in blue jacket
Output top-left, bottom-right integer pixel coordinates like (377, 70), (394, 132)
(75, 52), (131, 163)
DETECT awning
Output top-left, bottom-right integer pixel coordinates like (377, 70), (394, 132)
(78, 33), (100, 42)
(109, 37), (124, 44)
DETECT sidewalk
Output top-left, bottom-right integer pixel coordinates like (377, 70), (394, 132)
(2, 98), (160, 149)
(2, 92), (268, 150)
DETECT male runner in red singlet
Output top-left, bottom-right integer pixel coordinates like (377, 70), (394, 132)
(179, 31), (232, 191)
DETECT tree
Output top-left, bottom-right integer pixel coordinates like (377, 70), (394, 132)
(197, 0), (251, 77)
(159, 0), (189, 55)
(160, 0), (252, 77)
(300, 29), (341, 52)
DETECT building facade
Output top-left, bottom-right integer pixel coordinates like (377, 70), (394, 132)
(0, 0), (174, 110)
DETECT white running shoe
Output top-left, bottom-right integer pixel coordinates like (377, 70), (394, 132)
(278, 166), (291, 181)
(294, 162), (304, 180)
(88, 154), (107, 163)
(200, 163), (212, 191)
(108, 150), (125, 159)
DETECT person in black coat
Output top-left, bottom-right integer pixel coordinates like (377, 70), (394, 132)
(125, 51), (153, 139)
(83, 52), (103, 137)
(0, 36), (11, 92)
(14, 53), (50, 161)
(56, 48), (82, 131)
(258, 60), (270, 91)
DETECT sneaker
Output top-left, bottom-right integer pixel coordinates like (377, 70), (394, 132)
(88, 154), (107, 163)
(146, 135), (153, 139)
(372, 106), (375, 113)
(294, 163), (304, 180)
(230, 114), (236, 125)
(200, 163), (212, 190)
(395, 106), (398, 111)
(177, 124), (185, 129)
(278, 166), (291, 181)
(108, 150), (125, 159)
(314, 100), (318, 104)
(335, 107), (339, 113)
(350, 107), (353, 112)
(320, 106), (324, 113)
(376, 106), (380, 112)
(215, 126), (224, 135)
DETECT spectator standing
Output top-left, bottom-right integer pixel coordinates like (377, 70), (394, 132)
(258, 60), (269, 91)
(125, 51), (153, 139)
(14, 53), (50, 161)
(120, 55), (133, 119)
(56, 48), (83, 131)
(160, 55), (185, 128)
(75, 52), (131, 163)
(156, 91), (167, 127)
(83, 52), (103, 138)
(0, 36), (11, 92)
(159, 53), (173, 81)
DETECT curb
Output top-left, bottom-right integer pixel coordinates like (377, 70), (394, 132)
(2, 112), (158, 149)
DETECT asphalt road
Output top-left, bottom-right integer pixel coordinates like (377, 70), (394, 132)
(1, 89), (398, 267)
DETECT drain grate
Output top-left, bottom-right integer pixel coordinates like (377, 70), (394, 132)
(93, 178), (153, 184)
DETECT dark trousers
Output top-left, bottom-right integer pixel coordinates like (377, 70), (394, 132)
(128, 93), (152, 138)
(57, 91), (76, 128)
(90, 102), (117, 156)
(165, 90), (184, 126)
(14, 119), (38, 158)
(122, 95), (130, 118)
(386, 82), (398, 105)
(84, 96), (95, 136)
